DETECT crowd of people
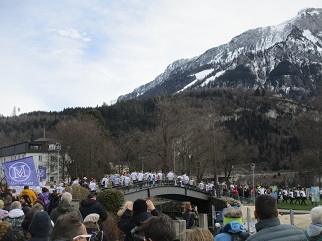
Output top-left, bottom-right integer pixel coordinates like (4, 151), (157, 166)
(0, 184), (108, 241)
(0, 174), (319, 241)
(69, 171), (217, 195)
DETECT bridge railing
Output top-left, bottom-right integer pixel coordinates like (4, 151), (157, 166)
(98, 180), (215, 196)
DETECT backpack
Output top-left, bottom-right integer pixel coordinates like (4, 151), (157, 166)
(130, 225), (144, 241)
(230, 232), (250, 241)
(41, 192), (50, 206)
(188, 212), (199, 229)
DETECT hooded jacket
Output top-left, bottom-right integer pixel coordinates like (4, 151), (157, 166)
(28, 211), (52, 241)
(19, 189), (37, 207)
(246, 217), (307, 241)
(304, 223), (322, 241)
(79, 198), (107, 222)
(215, 221), (248, 241)
(3, 208), (25, 232)
(49, 200), (83, 223)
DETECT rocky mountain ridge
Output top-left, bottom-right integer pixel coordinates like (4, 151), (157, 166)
(118, 8), (322, 103)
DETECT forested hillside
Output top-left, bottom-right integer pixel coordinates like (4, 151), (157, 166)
(1, 88), (321, 186)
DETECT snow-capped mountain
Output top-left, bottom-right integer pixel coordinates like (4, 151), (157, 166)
(118, 8), (322, 102)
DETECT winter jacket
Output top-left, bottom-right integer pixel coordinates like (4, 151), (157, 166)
(117, 208), (160, 241)
(215, 221), (248, 241)
(246, 217), (307, 241)
(3, 209), (25, 232)
(79, 198), (107, 222)
(28, 211), (52, 241)
(50, 201), (83, 224)
(304, 223), (322, 241)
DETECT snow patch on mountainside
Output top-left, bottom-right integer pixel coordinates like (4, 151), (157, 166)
(202, 70), (226, 86)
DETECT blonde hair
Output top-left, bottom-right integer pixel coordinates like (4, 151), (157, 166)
(183, 202), (192, 213)
(0, 200), (4, 209)
(186, 228), (213, 241)
(117, 201), (133, 217)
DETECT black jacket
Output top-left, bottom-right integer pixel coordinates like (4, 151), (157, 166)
(117, 209), (159, 241)
(79, 198), (107, 222)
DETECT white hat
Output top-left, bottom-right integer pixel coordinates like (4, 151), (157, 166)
(83, 177), (87, 180)
(84, 213), (99, 223)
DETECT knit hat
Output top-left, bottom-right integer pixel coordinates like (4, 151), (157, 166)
(84, 213), (99, 223)
(133, 199), (147, 214)
(21, 195), (31, 205)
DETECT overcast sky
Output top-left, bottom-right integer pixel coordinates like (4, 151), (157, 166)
(0, 0), (321, 117)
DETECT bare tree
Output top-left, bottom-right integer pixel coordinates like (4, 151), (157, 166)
(52, 116), (112, 180)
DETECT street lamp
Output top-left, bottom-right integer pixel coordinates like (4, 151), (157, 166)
(188, 153), (192, 176)
(251, 163), (255, 205)
(55, 142), (61, 183)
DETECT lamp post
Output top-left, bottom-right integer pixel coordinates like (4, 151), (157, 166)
(251, 163), (255, 205)
(55, 142), (61, 183)
(188, 153), (192, 176)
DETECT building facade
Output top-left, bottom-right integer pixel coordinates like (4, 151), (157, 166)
(0, 138), (60, 184)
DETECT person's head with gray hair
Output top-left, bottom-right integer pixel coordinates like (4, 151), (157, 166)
(61, 192), (73, 203)
(10, 201), (22, 210)
(310, 206), (322, 224)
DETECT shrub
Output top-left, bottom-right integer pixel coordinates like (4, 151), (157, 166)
(97, 189), (125, 215)
(64, 185), (90, 201)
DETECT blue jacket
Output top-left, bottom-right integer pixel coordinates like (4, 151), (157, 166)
(215, 221), (247, 241)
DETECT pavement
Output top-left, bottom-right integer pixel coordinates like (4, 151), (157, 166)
(242, 205), (311, 230)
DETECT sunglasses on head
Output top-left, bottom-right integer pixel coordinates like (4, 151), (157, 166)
(73, 234), (92, 241)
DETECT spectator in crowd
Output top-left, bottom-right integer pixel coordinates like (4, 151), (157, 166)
(11, 189), (18, 202)
(0, 221), (16, 241)
(20, 195), (32, 215)
(0, 199), (9, 219)
(79, 194), (107, 229)
(50, 212), (90, 241)
(22, 203), (44, 235)
(214, 207), (249, 241)
(186, 228), (213, 241)
(28, 211), (52, 241)
(19, 186), (38, 207)
(38, 187), (51, 213)
(247, 194), (307, 241)
(50, 192), (83, 223)
(3, 201), (25, 240)
(182, 201), (199, 229)
(118, 199), (160, 241)
(3, 195), (12, 212)
(140, 215), (176, 241)
(304, 206), (322, 240)
(48, 190), (59, 215)
(83, 213), (107, 241)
